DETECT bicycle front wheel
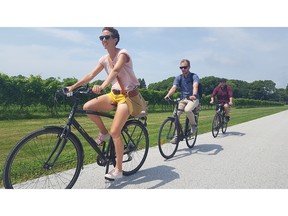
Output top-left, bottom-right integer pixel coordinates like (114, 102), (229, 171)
(158, 118), (179, 159)
(3, 127), (83, 189)
(222, 120), (228, 134)
(212, 114), (221, 138)
(121, 120), (149, 176)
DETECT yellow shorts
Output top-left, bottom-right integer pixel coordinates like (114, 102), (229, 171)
(107, 91), (127, 105)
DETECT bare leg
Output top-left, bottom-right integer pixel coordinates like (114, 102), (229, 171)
(83, 95), (115, 134)
(224, 103), (230, 116)
(109, 102), (130, 171)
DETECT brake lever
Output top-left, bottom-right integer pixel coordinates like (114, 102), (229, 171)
(62, 87), (73, 97)
(164, 97), (171, 101)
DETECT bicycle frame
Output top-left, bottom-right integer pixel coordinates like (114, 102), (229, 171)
(3, 86), (149, 189)
(171, 98), (199, 141)
(216, 104), (227, 124)
(171, 100), (185, 140)
(43, 101), (115, 170)
(48, 87), (149, 170)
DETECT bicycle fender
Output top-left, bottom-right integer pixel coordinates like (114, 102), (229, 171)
(125, 119), (147, 127)
(167, 117), (175, 122)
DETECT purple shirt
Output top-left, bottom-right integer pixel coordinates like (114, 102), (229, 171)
(212, 85), (233, 104)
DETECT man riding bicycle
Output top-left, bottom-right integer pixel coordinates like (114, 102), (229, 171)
(210, 78), (233, 123)
(164, 59), (201, 143)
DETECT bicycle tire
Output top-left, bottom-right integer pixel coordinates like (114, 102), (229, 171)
(222, 120), (228, 134)
(121, 120), (149, 176)
(212, 113), (221, 138)
(185, 117), (198, 148)
(3, 127), (83, 189)
(158, 118), (179, 159)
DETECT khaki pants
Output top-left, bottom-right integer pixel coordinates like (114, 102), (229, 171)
(177, 98), (199, 126)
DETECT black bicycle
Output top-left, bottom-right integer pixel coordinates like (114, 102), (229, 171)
(2, 85), (149, 189)
(158, 98), (200, 159)
(211, 103), (229, 138)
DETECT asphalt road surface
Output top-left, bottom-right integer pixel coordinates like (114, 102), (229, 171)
(73, 110), (288, 189)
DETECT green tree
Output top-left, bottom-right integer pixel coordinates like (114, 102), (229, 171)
(249, 80), (276, 100)
(26, 75), (44, 106)
(200, 76), (220, 96)
(138, 78), (147, 89)
(63, 77), (78, 86)
(0, 73), (11, 106)
(148, 77), (175, 91)
(230, 79), (249, 98)
(274, 88), (288, 102)
(42, 77), (63, 111)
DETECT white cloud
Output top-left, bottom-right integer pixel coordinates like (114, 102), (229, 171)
(33, 28), (97, 47)
(0, 43), (103, 80)
(202, 37), (218, 43)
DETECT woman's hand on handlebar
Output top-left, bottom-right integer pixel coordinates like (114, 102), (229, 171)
(164, 95), (171, 101)
(64, 86), (74, 92)
(92, 85), (104, 94)
(62, 84), (92, 95)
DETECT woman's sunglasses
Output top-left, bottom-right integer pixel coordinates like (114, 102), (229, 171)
(99, 35), (113, 41)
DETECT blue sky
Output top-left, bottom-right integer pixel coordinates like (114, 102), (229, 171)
(1, 27), (288, 88)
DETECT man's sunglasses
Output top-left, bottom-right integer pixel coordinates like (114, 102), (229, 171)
(179, 66), (188, 70)
(99, 35), (113, 41)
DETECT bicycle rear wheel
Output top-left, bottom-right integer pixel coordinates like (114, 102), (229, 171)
(121, 120), (149, 176)
(158, 118), (179, 159)
(212, 114), (221, 138)
(3, 127), (83, 189)
(185, 118), (197, 148)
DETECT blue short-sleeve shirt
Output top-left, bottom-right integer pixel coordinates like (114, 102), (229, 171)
(173, 72), (200, 99)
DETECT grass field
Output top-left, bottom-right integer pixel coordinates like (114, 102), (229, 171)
(1, 106), (287, 188)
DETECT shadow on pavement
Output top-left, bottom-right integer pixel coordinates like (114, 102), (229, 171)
(107, 165), (179, 189)
(191, 143), (224, 155)
(165, 143), (224, 162)
(218, 131), (246, 137)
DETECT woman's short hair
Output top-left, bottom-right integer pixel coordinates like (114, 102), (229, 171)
(102, 27), (120, 45)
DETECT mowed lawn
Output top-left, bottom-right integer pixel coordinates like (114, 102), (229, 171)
(0, 106), (287, 187)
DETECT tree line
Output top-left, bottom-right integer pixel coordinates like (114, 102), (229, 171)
(148, 75), (288, 102)
(0, 72), (287, 119)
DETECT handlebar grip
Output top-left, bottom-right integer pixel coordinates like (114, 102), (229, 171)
(63, 87), (69, 93)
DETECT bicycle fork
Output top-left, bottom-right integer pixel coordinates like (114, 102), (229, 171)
(43, 126), (71, 170)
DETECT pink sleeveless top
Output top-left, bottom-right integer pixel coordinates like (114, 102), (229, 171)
(98, 49), (139, 92)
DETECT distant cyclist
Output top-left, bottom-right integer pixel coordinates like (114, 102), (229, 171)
(164, 59), (200, 140)
(210, 79), (233, 123)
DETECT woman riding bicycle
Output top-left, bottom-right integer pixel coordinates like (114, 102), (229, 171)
(67, 27), (140, 181)
(210, 79), (233, 123)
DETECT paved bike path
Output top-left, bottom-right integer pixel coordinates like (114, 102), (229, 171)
(73, 110), (288, 189)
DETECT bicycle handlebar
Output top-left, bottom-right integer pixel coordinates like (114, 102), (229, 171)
(210, 102), (232, 108)
(164, 97), (182, 104)
(165, 95), (197, 104)
(54, 84), (96, 105)
(61, 85), (92, 97)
